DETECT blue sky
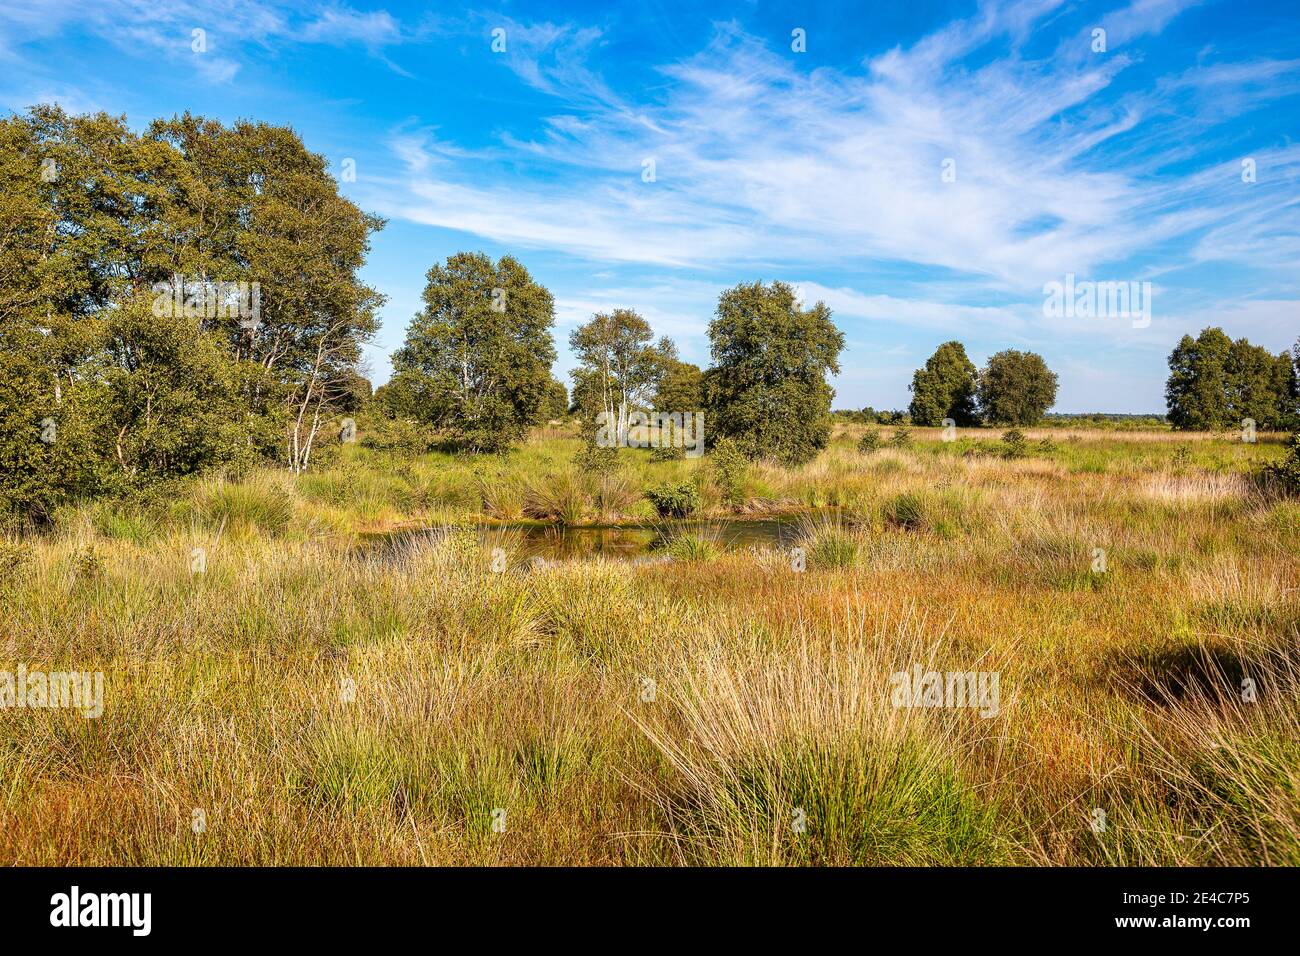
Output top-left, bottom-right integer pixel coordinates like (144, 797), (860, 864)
(3, 0), (1298, 413)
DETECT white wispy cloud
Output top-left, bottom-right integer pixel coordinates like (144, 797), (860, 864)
(368, 0), (1297, 303)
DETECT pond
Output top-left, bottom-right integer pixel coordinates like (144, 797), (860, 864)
(366, 517), (805, 562)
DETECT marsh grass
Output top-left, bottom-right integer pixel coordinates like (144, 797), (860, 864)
(0, 427), (1296, 865)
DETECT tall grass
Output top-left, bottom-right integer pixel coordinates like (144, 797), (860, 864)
(0, 428), (1295, 865)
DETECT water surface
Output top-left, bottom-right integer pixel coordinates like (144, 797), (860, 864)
(370, 517), (804, 562)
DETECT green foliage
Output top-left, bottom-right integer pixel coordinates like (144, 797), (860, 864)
(1000, 429), (1029, 459)
(857, 430), (883, 454)
(574, 437), (620, 474)
(645, 481), (701, 519)
(357, 416), (437, 455)
(391, 252), (557, 453)
(0, 104), (381, 519)
(977, 350), (1058, 425)
(890, 427), (913, 450)
(1167, 327), (1297, 431)
(569, 309), (676, 442)
(704, 281), (844, 466)
(538, 377), (570, 421)
(709, 436), (749, 506)
(651, 440), (686, 462)
(0, 540), (31, 582)
(908, 341), (979, 426)
(1263, 433), (1300, 496)
(654, 360), (704, 413)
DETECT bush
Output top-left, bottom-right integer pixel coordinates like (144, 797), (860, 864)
(709, 437), (748, 507)
(574, 438), (619, 474)
(857, 430), (883, 454)
(645, 481), (700, 519)
(1263, 434), (1300, 496)
(1000, 429), (1028, 460)
(359, 416), (437, 455)
(890, 427), (913, 450)
(0, 539), (31, 583)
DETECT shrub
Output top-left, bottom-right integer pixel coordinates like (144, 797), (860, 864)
(359, 417), (437, 455)
(1263, 434), (1300, 496)
(1000, 429), (1028, 460)
(0, 540), (31, 583)
(70, 545), (103, 582)
(890, 427), (913, 450)
(645, 481), (700, 518)
(574, 438), (619, 474)
(857, 430), (883, 454)
(710, 437), (748, 506)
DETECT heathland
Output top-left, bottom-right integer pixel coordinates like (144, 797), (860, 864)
(1, 423), (1296, 865)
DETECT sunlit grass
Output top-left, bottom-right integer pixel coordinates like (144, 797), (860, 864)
(0, 426), (1294, 864)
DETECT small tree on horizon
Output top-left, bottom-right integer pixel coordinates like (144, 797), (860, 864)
(908, 341), (980, 426)
(977, 349), (1058, 425)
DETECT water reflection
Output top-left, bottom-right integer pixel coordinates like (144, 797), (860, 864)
(368, 518), (803, 563)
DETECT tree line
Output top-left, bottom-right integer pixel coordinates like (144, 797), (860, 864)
(895, 332), (1297, 431)
(378, 269), (846, 466)
(3, 106), (1297, 524)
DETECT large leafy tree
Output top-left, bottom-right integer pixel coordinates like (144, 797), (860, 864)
(391, 252), (556, 452)
(1167, 327), (1295, 430)
(908, 341), (979, 426)
(0, 105), (383, 522)
(1166, 328), (1232, 429)
(703, 281), (844, 465)
(146, 114), (385, 472)
(977, 349), (1058, 425)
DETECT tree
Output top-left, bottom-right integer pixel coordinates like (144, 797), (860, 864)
(703, 281), (844, 465)
(568, 310), (673, 444)
(391, 252), (556, 453)
(0, 104), (384, 521)
(977, 350), (1058, 425)
(654, 359), (704, 413)
(1166, 327), (1294, 430)
(1166, 329), (1231, 430)
(908, 341), (979, 426)
(147, 113), (385, 473)
(538, 376), (569, 421)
